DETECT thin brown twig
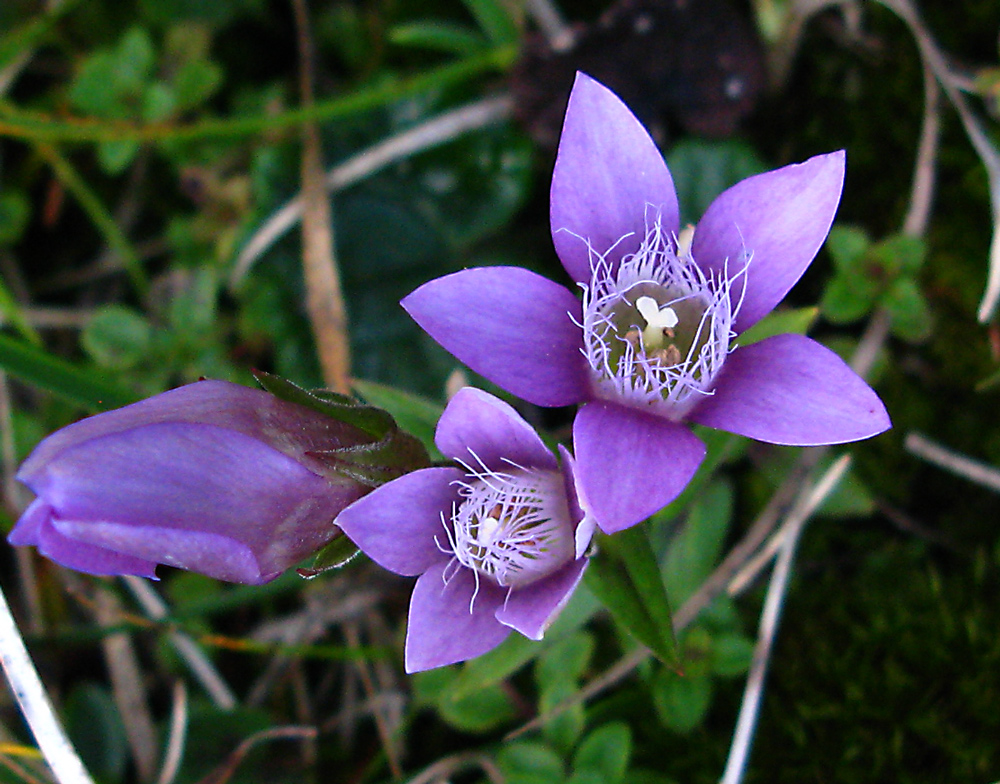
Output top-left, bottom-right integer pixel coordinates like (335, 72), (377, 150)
(291, 0), (351, 393)
(194, 727), (317, 784)
(343, 622), (403, 780)
(402, 752), (504, 784)
(94, 587), (158, 782)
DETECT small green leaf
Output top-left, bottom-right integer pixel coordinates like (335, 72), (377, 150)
(573, 722), (632, 784)
(586, 526), (679, 667)
(97, 139), (141, 174)
(826, 225), (871, 274)
(539, 678), (585, 752)
(711, 633), (754, 677)
(652, 670), (713, 734)
(666, 139), (767, 224)
(739, 306), (818, 346)
(536, 631), (595, 686)
(871, 233), (926, 276)
(820, 273), (878, 324)
(0, 189), (30, 244)
(438, 682), (517, 733)
(883, 276), (932, 343)
(497, 742), (565, 782)
(81, 305), (153, 369)
(172, 58), (223, 111)
(64, 683), (129, 783)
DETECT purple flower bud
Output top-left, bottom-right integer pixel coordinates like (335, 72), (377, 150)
(335, 388), (593, 672)
(8, 380), (385, 584)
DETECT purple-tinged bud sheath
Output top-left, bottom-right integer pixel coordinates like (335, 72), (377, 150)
(8, 380), (380, 584)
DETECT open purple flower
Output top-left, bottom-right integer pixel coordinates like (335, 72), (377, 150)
(9, 380), (380, 584)
(335, 387), (592, 672)
(403, 73), (890, 534)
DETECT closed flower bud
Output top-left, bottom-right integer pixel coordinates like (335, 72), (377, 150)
(8, 379), (425, 584)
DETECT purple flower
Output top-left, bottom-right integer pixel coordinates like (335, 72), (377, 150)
(402, 73), (890, 534)
(335, 387), (592, 672)
(9, 380), (379, 584)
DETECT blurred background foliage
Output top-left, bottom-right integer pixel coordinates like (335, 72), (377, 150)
(1, 1), (1000, 783)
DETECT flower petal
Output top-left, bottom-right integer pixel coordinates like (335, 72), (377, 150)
(551, 73), (679, 284)
(435, 388), (557, 471)
(558, 444), (595, 559)
(405, 561), (509, 672)
(10, 499), (159, 578)
(689, 333), (891, 445)
(495, 558), (588, 640)
(24, 423), (357, 583)
(18, 380), (367, 481)
(402, 266), (588, 407)
(335, 467), (462, 576)
(53, 518), (266, 583)
(573, 402), (705, 533)
(692, 150), (846, 333)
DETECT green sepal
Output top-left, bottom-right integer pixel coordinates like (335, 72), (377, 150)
(584, 526), (680, 668)
(253, 371), (431, 486)
(297, 534), (362, 578)
(254, 371), (395, 438)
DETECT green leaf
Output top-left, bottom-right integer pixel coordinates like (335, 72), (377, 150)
(652, 670), (713, 734)
(172, 58), (223, 111)
(0, 189), (30, 245)
(97, 139), (141, 174)
(461, 0), (520, 45)
(81, 305), (153, 369)
(666, 139), (767, 224)
(389, 21), (488, 55)
(539, 678), (585, 753)
(536, 631), (595, 686)
(0, 269), (40, 345)
(497, 742), (565, 782)
(711, 633), (754, 677)
(883, 276), (932, 343)
(820, 273), (878, 324)
(437, 681), (517, 733)
(64, 683), (129, 784)
(0, 333), (137, 411)
(738, 306), (818, 346)
(573, 723), (632, 784)
(870, 233), (926, 276)
(661, 480), (733, 604)
(818, 461), (876, 517)
(585, 526), (679, 667)
(826, 225), (871, 274)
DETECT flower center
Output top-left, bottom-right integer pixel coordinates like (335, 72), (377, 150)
(580, 218), (746, 419)
(444, 462), (575, 589)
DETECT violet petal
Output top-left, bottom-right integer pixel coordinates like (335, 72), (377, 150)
(404, 561), (510, 672)
(18, 380), (367, 482)
(692, 151), (846, 333)
(573, 402), (706, 533)
(551, 73), (680, 284)
(13, 499), (159, 578)
(689, 333), (891, 445)
(435, 387), (557, 471)
(402, 267), (588, 407)
(335, 467), (463, 576)
(495, 558), (588, 640)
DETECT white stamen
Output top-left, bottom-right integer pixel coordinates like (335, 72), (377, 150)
(578, 212), (750, 419)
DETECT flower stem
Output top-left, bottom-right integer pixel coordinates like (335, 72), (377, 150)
(0, 582), (96, 784)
